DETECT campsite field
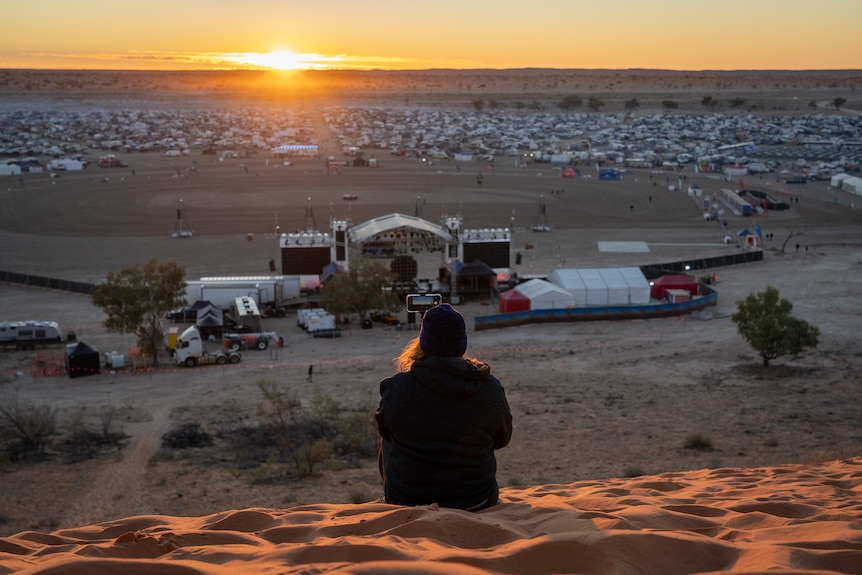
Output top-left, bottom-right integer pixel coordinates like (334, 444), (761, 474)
(1, 69), (862, 535)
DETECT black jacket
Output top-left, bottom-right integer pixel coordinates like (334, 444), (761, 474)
(375, 356), (513, 511)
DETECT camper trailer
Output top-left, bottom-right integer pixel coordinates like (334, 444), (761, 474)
(0, 321), (64, 349)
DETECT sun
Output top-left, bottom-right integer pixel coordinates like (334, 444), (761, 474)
(223, 50), (318, 71)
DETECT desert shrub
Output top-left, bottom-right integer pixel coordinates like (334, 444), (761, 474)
(63, 427), (128, 463)
(335, 411), (379, 459)
(229, 421), (279, 469)
(62, 408), (128, 462)
(161, 423), (213, 449)
(289, 437), (334, 477)
(223, 381), (378, 480)
(257, 379), (301, 431)
(0, 393), (57, 460)
(310, 386), (341, 420)
(683, 433), (714, 451)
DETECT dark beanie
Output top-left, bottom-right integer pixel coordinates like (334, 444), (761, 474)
(419, 303), (468, 357)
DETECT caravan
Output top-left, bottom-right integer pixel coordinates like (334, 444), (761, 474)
(0, 321), (64, 349)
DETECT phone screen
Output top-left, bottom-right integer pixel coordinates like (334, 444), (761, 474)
(406, 294), (442, 312)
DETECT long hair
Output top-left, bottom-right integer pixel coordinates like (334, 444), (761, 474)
(394, 336), (483, 372)
(395, 337), (425, 372)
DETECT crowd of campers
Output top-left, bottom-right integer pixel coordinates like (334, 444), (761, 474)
(3, 103), (859, 182)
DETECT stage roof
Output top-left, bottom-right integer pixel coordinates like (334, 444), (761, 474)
(348, 213), (453, 244)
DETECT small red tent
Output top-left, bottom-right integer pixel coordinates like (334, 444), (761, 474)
(499, 288), (530, 313)
(650, 275), (699, 300)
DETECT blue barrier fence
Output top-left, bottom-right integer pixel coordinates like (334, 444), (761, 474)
(474, 249), (759, 331)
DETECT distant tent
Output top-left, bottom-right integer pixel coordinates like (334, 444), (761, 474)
(547, 269), (587, 307)
(455, 259), (497, 297)
(498, 288), (530, 313)
(66, 341), (100, 379)
(195, 303), (224, 328)
(650, 274), (699, 300)
(457, 259), (497, 277)
(515, 278), (576, 310)
(187, 299), (213, 310)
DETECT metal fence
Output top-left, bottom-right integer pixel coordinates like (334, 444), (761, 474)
(639, 250), (763, 279)
(0, 270), (96, 295)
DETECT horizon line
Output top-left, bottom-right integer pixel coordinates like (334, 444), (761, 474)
(2, 67), (862, 74)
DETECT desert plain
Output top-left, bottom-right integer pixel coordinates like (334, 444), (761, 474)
(0, 69), (861, 572)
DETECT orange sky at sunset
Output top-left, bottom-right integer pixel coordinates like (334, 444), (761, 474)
(1, 0), (860, 71)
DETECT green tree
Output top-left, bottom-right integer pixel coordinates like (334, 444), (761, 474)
(471, 99), (485, 112)
(731, 286), (820, 367)
(624, 98), (640, 111)
(320, 258), (399, 321)
(833, 97), (847, 110)
(662, 99), (679, 109)
(91, 258), (186, 367)
(558, 95), (582, 110)
(701, 95), (718, 110)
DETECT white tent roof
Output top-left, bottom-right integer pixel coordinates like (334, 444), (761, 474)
(577, 268), (608, 307)
(547, 269), (587, 306)
(547, 269), (586, 290)
(598, 267), (629, 306)
(348, 213), (453, 244)
(515, 278), (575, 310)
(619, 267), (651, 305)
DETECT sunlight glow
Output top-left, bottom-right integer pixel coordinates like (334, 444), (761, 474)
(219, 50), (331, 71)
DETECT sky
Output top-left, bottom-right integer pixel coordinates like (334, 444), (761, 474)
(1, 0), (860, 71)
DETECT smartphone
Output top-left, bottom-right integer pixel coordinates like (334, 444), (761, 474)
(406, 293), (442, 313)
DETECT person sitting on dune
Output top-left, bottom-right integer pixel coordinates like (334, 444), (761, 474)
(375, 303), (513, 511)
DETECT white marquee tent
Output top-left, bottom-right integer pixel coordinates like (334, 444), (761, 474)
(513, 278), (576, 310)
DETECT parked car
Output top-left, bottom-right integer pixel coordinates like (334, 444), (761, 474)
(370, 311), (400, 325)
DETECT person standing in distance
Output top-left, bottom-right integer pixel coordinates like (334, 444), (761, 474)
(375, 303), (513, 511)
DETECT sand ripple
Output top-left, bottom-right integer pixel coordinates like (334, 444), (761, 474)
(2, 458), (861, 575)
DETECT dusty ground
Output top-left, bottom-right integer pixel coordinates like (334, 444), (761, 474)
(1, 70), (861, 536)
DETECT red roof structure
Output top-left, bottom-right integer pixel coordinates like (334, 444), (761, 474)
(650, 274), (699, 300)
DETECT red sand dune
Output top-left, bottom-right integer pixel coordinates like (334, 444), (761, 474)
(2, 458), (861, 575)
